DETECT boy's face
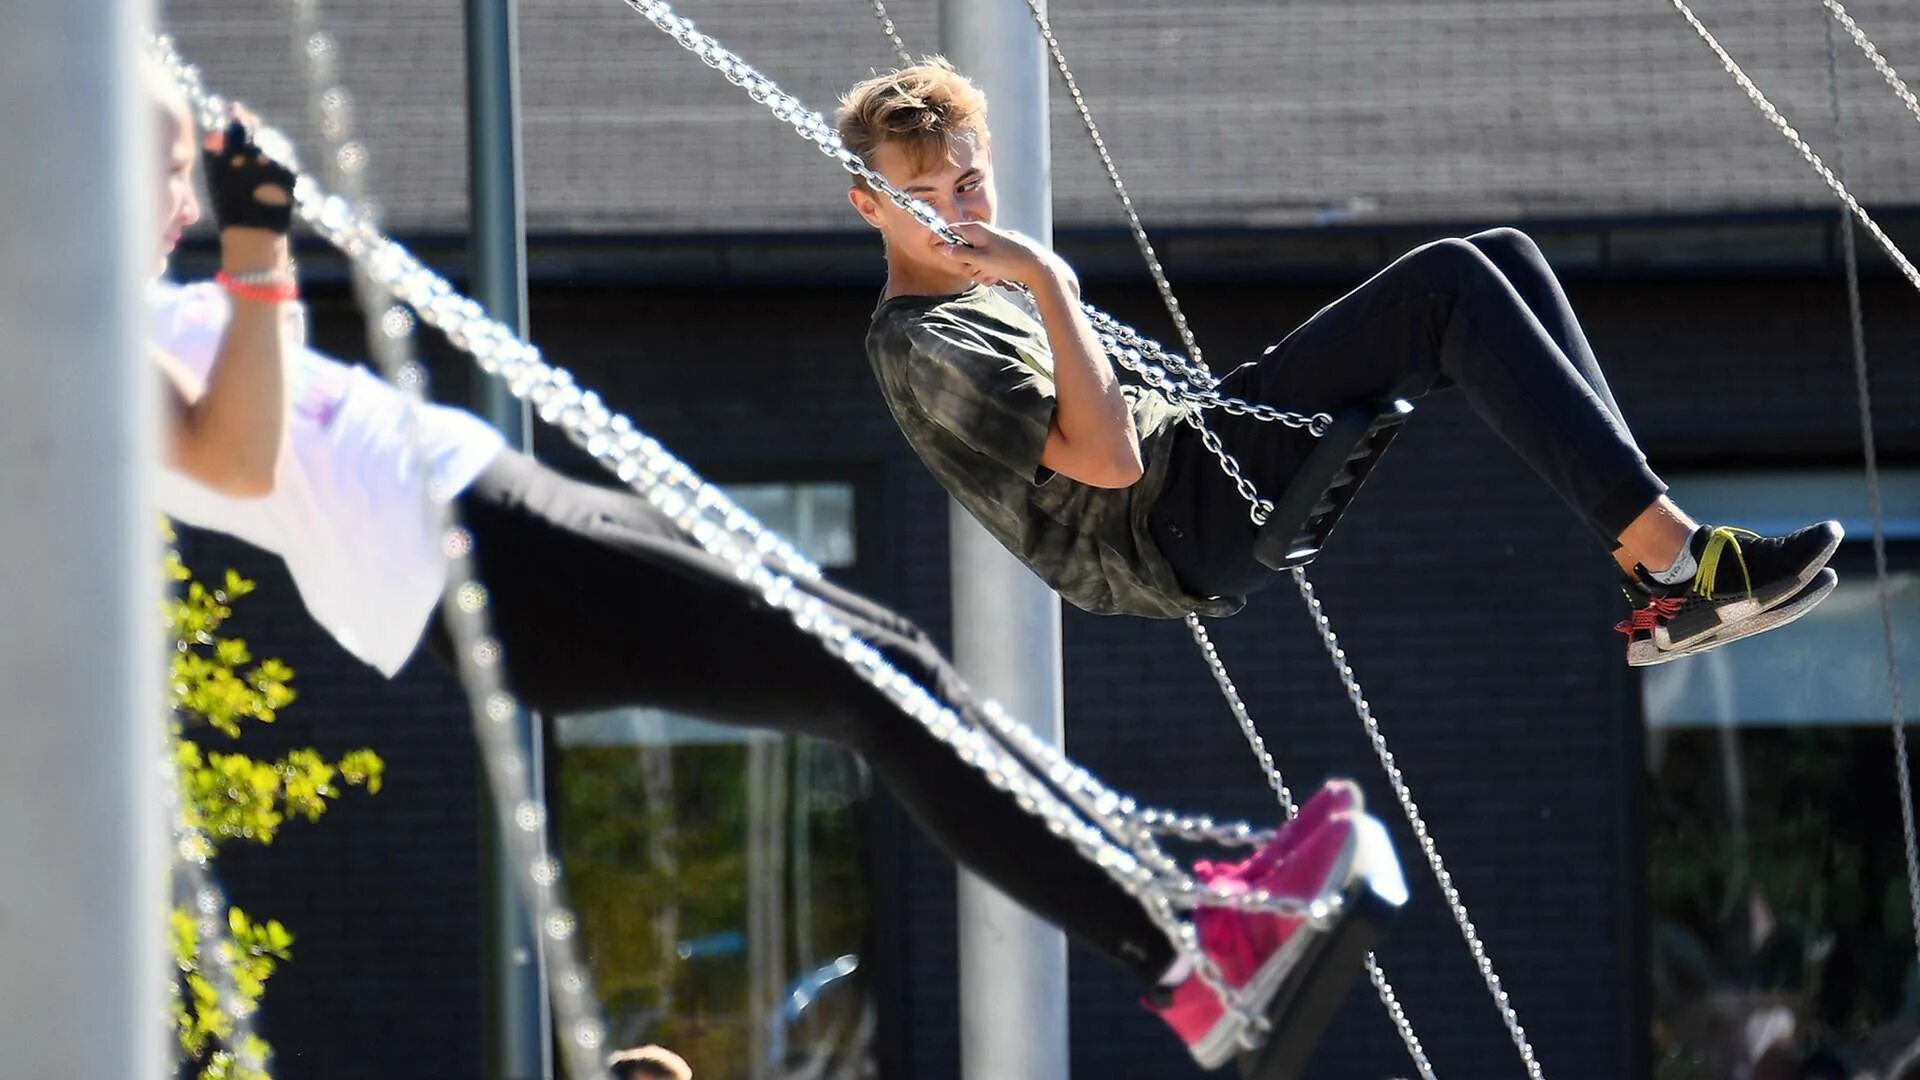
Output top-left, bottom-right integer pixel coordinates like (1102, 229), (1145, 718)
(848, 131), (995, 280)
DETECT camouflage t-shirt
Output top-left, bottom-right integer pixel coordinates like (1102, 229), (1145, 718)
(866, 284), (1241, 619)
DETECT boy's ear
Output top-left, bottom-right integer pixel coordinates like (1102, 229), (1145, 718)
(847, 186), (885, 230)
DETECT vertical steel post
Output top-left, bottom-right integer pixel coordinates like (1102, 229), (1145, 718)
(0, 1), (164, 1076)
(466, 0), (550, 1075)
(936, 4), (1072, 1077)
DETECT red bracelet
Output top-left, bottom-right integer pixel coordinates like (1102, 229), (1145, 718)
(215, 270), (300, 304)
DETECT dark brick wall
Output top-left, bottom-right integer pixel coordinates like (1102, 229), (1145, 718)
(190, 247), (1920, 1080)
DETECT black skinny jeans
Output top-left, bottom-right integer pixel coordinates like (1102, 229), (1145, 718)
(1150, 227), (1667, 599)
(424, 449), (1177, 983)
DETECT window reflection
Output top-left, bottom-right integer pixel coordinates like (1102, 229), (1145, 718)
(1646, 571), (1919, 1079)
(553, 713), (876, 1080)
(725, 482), (858, 569)
(549, 479), (874, 1079)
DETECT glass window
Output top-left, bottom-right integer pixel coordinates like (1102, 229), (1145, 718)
(1645, 471), (1920, 1080)
(725, 482), (858, 569)
(549, 480), (875, 1079)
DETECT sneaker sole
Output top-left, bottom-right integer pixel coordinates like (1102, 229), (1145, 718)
(1655, 521), (1842, 651)
(1630, 566), (1838, 667)
(1191, 812), (1408, 1070)
(1235, 886), (1400, 1080)
(1234, 814), (1406, 1079)
(1188, 815), (1359, 1069)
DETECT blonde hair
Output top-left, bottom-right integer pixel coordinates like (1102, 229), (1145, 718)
(835, 57), (989, 189)
(607, 1044), (693, 1080)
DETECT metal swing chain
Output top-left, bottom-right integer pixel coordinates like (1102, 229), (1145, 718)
(1293, 570), (1546, 1079)
(869, 0), (913, 67)
(274, 11), (616, 1074)
(862, 0), (1479, 1070)
(619, 0), (1329, 525)
(1668, 0), (1920, 297)
(1822, 0), (1920, 132)
(1005, 3), (1512, 1073)
(1187, 616), (1442, 1080)
(154, 39), (1352, 1041)
(1017, 0), (1348, 526)
(1821, 6), (1920, 975)
(1016, 0), (1211, 379)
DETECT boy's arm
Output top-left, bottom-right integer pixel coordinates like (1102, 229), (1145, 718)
(938, 223), (1142, 488)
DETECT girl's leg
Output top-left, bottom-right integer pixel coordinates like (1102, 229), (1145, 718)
(425, 450), (1177, 983)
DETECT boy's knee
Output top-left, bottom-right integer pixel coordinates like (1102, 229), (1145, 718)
(1467, 226), (1541, 262)
(1402, 236), (1495, 290)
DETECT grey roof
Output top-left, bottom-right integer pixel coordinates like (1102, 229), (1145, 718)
(161, 0), (1920, 235)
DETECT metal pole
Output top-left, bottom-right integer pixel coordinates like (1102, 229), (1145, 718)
(465, 1), (550, 1077)
(0, 1), (163, 1078)
(936, 5), (1070, 1078)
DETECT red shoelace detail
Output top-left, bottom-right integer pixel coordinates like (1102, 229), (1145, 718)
(1614, 596), (1685, 637)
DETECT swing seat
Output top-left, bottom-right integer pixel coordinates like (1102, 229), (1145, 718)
(1235, 880), (1401, 1080)
(1251, 399), (1414, 570)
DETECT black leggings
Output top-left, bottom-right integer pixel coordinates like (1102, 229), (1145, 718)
(1151, 227), (1667, 599)
(424, 449), (1176, 983)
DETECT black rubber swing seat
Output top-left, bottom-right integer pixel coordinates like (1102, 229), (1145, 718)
(1234, 881), (1402, 1080)
(1251, 399), (1415, 571)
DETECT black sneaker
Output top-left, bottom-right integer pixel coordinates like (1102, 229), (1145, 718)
(1620, 566), (1839, 667)
(1625, 520), (1843, 660)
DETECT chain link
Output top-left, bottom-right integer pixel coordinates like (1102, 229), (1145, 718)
(1668, 0), (1920, 297)
(993, 1), (1451, 1069)
(1019, 0), (1208, 376)
(868, 0), (913, 66)
(1186, 614), (1438, 1079)
(1015, 0), (1342, 524)
(1292, 569), (1545, 1078)
(861, 2), (1451, 1068)
(1822, 6), (1920, 983)
(1822, 0), (1920, 133)
(626, 0), (1330, 527)
(279, 14), (613, 1074)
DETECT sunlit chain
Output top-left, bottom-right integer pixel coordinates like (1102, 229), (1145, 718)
(868, 0), (913, 67)
(964, 695), (1332, 1044)
(865, 6), (1439, 1063)
(1188, 611), (1438, 1078)
(1667, 0), (1920, 296)
(624, 0), (1330, 528)
(154, 43), (1352, 1040)
(165, 753), (271, 1077)
(1186, 618), (1293, 814)
(1018, 0), (1209, 377)
(874, 0), (1330, 528)
(267, 16), (610, 1075)
(159, 38), (823, 590)
(973, 695), (1305, 1051)
(1292, 569), (1545, 1079)
(1822, 11), (1920, 975)
(975, 0), (1445, 1064)
(1823, 0), (1920, 132)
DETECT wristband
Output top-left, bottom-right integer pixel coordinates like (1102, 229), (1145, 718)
(216, 269), (300, 304)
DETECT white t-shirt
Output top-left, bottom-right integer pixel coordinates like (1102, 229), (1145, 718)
(150, 280), (506, 676)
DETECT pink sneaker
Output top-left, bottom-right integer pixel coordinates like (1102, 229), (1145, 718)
(1148, 810), (1361, 1069)
(1194, 780), (1361, 889)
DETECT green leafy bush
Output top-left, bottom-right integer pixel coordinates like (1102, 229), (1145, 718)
(165, 527), (385, 1079)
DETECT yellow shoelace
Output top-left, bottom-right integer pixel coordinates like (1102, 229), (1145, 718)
(1692, 526), (1759, 599)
